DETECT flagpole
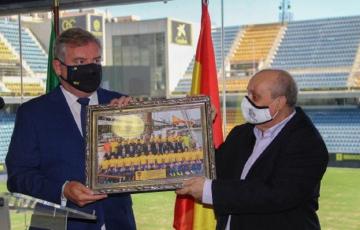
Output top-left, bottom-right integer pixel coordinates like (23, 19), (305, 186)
(17, 14), (23, 103)
(53, 0), (60, 37)
(221, 0), (227, 135)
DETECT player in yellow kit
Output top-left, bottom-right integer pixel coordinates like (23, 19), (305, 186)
(147, 153), (156, 169)
(139, 153), (148, 171)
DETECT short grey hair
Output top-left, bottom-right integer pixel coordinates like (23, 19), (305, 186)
(54, 27), (101, 61)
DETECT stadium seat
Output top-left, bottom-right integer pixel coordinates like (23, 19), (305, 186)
(305, 108), (360, 154)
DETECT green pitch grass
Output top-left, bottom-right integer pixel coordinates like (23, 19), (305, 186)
(1, 167), (359, 229)
(318, 167), (360, 230)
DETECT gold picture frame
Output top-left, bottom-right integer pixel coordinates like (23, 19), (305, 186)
(85, 95), (216, 193)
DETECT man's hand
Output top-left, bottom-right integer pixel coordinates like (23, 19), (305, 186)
(64, 181), (107, 207)
(109, 96), (132, 107)
(176, 177), (205, 202)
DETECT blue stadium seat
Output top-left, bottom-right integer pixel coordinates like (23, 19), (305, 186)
(173, 78), (192, 94)
(0, 18), (48, 74)
(185, 26), (241, 75)
(305, 108), (360, 154)
(0, 111), (16, 163)
(175, 26), (242, 94)
(272, 16), (360, 70)
(293, 72), (349, 90)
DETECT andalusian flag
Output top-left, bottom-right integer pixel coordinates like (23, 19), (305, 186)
(46, 20), (59, 93)
(173, 1), (223, 229)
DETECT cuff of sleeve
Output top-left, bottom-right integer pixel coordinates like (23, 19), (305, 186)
(61, 180), (69, 207)
(202, 179), (213, 205)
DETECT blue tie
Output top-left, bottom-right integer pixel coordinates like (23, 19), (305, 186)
(77, 97), (90, 136)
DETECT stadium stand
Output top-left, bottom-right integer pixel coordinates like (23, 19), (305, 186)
(217, 77), (250, 92)
(173, 15), (360, 159)
(173, 78), (192, 94)
(306, 108), (360, 154)
(272, 17), (360, 69)
(0, 18), (47, 96)
(173, 76), (249, 94)
(221, 106), (360, 155)
(0, 40), (16, 61)
(0, 18), (48, 76)
(3, 82), (44, 96)
(2, 76), (44, 96)
(0, 111), (15, 163)
(173, 26), (242, 94)
(223, 108), (245, 135)
(223, 105), (360, 155)
(271, 15), (360, 90)
(175, 16), (360, 94)
(231, 23), (282, 65)
(293, 72), (349, 90)
(184, 26), (241, 75)
(174, 23), (285, 94)
(0, 36), (23, 78)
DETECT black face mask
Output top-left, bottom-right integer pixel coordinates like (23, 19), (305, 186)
(58, 60), (102, 93)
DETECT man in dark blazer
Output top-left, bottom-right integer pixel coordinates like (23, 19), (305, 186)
(177, 69), (329, 230)
(6, 28), (136, 230)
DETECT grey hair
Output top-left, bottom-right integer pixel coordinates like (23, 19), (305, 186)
(54, 27), (101, 61)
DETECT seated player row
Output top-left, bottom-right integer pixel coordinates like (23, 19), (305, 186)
(100, 150), (204, 171)
(99, 159), (204, 183)
(102, 135), (199, 159)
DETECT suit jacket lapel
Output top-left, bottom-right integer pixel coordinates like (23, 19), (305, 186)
(49, 86), (83, 139)
(97, 88), (108, 105)
(234, 128), (256, 179)
(245, 110), (301, 176)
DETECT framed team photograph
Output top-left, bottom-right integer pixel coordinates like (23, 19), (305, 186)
(85, 95), (216, 194)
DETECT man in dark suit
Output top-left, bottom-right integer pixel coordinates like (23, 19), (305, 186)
(6, 28), (136, 230)
(177, 69), (329, 230)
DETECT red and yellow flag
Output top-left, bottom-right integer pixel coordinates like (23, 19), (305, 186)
(173, 1), (223, 229)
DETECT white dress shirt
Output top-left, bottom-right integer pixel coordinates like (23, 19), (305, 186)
(60, 86), (98, 136)
(202, 111), (296, 230)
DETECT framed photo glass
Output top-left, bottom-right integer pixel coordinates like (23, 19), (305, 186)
(85, 96), (216, 193)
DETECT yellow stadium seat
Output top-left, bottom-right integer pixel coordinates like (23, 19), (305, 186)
(231, 24), (282, 63)
(4, 81), (44, 96)
(0, 41), (17, 61)
(218, 78), (250, 92)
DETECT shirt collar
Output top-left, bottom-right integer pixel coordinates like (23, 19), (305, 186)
(60, 85), (98, 105)
(254, 110), (296, 139)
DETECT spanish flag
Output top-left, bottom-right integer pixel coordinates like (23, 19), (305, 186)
(173, 1), (223, 229)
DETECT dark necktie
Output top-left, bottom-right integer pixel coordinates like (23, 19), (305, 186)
(77, 97), (90, 136)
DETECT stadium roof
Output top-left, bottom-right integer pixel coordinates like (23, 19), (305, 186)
(0, 0), (168, 16)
